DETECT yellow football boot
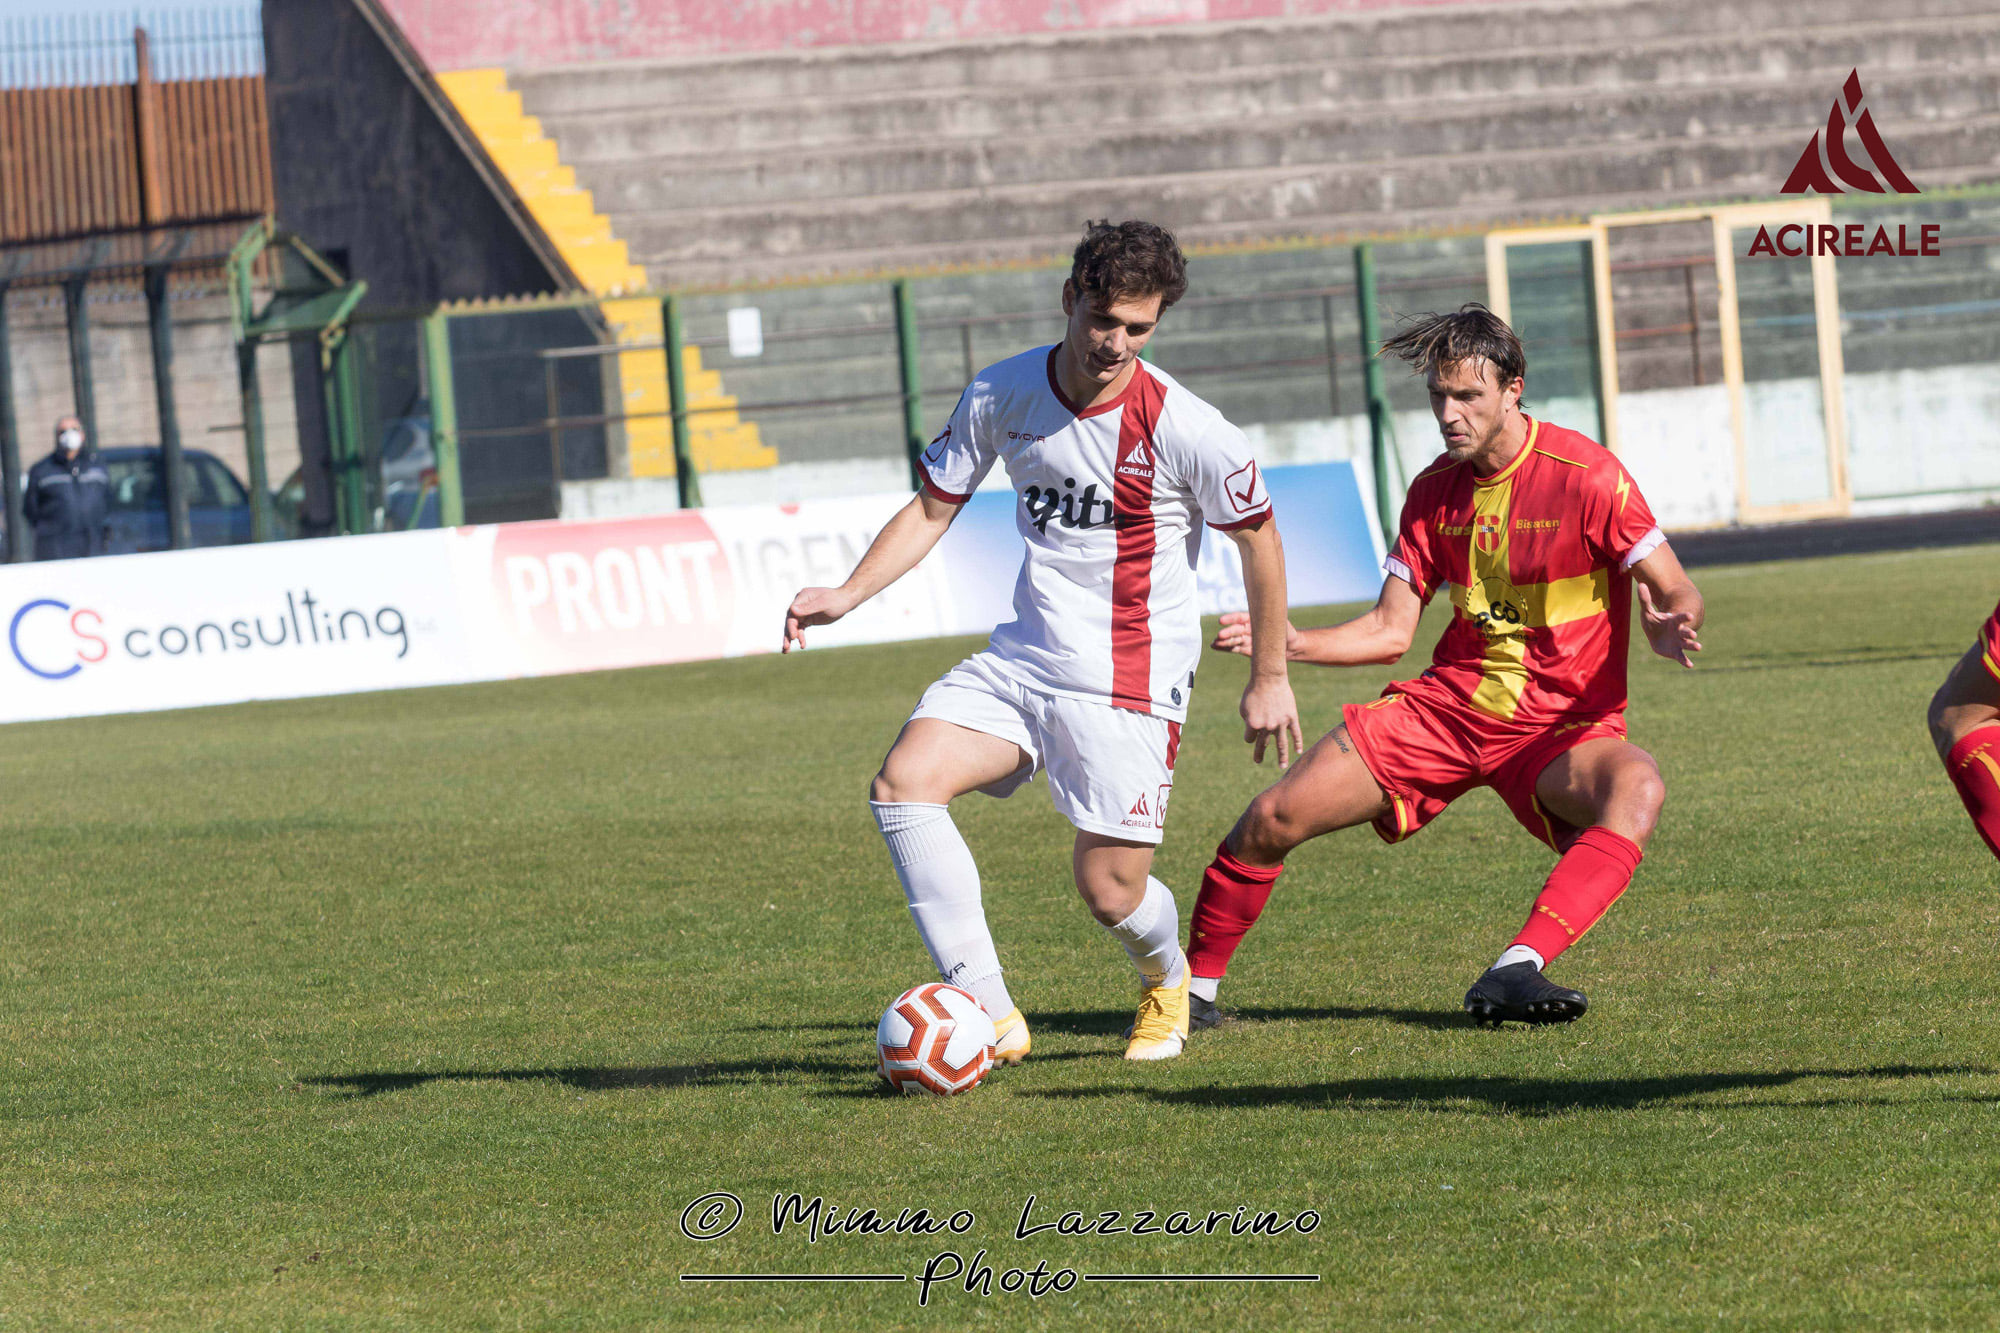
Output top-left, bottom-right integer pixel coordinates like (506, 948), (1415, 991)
(1124, 976), (1189, 1061)
(991, 1007), (1031, 1065)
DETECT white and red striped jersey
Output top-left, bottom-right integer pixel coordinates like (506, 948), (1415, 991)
(918, 345), (1273, 722)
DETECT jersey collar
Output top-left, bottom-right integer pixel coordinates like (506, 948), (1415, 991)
(1045, 345), (1150, 419)
(1473, 415), (1539, 488)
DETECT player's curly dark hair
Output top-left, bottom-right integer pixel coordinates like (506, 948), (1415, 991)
(1068, 220), (1189, 313)
(1380, 303), (1527, 391)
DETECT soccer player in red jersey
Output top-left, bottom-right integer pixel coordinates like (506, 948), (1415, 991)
(1928, 599), (2000, 861)
(1186, 305), (1706, 1026)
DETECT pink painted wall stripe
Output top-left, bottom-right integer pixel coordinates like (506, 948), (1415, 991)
(378, 0), (1498, 71)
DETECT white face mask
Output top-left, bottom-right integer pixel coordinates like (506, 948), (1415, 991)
(57, 430), (82, 452)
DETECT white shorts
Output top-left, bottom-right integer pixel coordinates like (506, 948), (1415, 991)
(908, 653), (1182, 845)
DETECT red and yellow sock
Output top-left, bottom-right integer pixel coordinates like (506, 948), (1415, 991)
(1187, 840), (1284, 981)
(1946, 725), (2000, 861)
(1509, 826), (1643, 968)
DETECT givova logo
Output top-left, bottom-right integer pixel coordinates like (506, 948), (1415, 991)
(9, 589), (410, 681)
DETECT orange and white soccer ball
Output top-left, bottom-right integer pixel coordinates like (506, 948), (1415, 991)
(876, 983), (998, 1096)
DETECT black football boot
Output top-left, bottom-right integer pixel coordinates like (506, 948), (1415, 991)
(1462, 961), (1588, 1027)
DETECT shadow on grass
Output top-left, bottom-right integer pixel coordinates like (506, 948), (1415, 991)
(302, 1060), (869, 1098)
(1695, 647), (1958, 674)
(734, 1020), (872, 1034)
(303, 1049), (1104, 1099)
(1020, 1004), (1466, 1036)
(734, 1004), (1467, 1040)
(1026, 1064), (1992, 1116)
(1244, 1005), (1466, 1032)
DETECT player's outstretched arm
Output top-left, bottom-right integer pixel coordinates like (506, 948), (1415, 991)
(782, 490), (961, 651)
(1631, 545), (1704, 668)
(1211, 574), (1422, 668)
(1225, 517), (1304, 767)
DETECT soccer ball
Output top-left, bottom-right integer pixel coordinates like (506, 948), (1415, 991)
(875, 983), (997, 1096)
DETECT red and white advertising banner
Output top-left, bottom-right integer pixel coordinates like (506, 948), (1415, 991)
(447, 496), (964, 676)
(0, 464), (1380, 724)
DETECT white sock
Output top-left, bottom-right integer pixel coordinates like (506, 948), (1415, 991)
(1493, 943), (1546, 972)
(871, 802), (1014, 1018)
(1189, 975), (1219, 1004)
(1106, 876), (1187, 990)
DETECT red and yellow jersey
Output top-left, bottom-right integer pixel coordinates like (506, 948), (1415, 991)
(1981, 597), (2000, 685)
(1385, 417), (1664, 724)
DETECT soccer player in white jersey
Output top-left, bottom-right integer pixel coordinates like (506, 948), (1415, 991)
(784, 221), (1301, 1061)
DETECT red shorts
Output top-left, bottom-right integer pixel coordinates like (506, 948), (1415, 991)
(1982, 599), (2000, 684)
(1341, 689), (1627, 853)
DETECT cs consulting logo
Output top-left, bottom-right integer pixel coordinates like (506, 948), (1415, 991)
(8, 588), (413, 683)
(9, 599), (106, 680)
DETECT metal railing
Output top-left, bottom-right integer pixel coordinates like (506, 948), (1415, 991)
(386, 190), (2000, 532)
(474, 257), (1500, 529)
(1599, 231), (2000, 388)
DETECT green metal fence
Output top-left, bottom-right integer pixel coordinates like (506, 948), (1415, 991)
(306, 183), (2000, 537)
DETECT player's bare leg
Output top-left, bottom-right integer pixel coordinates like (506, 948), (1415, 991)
(1466, 738), (1663, 1027)
(1232, 724), (1395, 864)
(873, 717), (1030, 805)
(1184, 725), (1392, 1022)
(1072, 833), (1155, 925)
(1928, 642), (2000, 859)
(1533, 737), (1667, 850)
(871, 719), (1037, 1061)
(1073, 833), (1192, 1060)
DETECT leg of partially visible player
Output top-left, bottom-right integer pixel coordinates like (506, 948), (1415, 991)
(1072, 834), (1194, 1060)
(1185, 725), (1393, 1021)
(871, 718), (1037, 1062)
(1928, 639), (2000, 861)
(1466, 737), (1662, 1025)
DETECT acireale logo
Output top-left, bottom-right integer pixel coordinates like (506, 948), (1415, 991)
(8, 590), (410, 681)
(1745, 69), (1940, 259)
(1782, 70), (1917, 196)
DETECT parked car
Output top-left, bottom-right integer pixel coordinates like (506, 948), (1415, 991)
(272, 414), (441, 537)
(375, 415), (441, 529)
(99, 447), (258, 554)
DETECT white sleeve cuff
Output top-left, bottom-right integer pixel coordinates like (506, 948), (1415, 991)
(1620, 526), (1666, 571)
(1384, 555), (1418, 586)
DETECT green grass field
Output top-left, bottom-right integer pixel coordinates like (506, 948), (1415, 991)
(1, 542), (1997, 1330)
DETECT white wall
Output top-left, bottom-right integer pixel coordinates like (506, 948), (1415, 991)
(1615, 385), (1738, 528)
(1243, 363), (2000, 531)
(1846, 366), (2000, 502)
(565, 363), (2000, 531)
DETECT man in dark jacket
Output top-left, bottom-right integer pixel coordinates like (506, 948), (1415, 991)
(24, 416), (110, 561)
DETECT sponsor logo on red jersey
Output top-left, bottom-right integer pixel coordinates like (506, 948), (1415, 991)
(1117, 437), (1155, 481)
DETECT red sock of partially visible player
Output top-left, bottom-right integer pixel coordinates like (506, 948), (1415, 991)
(1503, 827), (1644, 970)
(1945, 726), (2000, 860)
(1187, 840), (1284, 993)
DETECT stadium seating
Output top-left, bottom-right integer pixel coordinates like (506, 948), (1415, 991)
(509, 0), (2000, 287)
